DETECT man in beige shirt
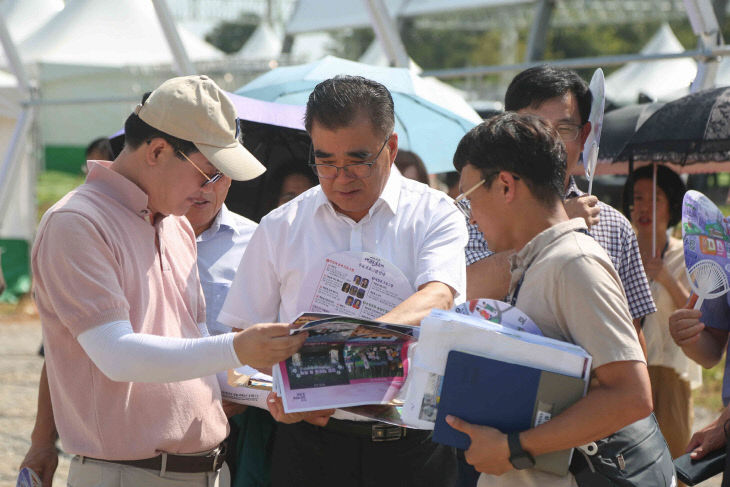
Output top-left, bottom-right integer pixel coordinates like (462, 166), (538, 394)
(449, 112), (657, 486)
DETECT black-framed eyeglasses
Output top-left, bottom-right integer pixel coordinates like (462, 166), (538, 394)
(178, 151), (223, 188)
(309, 137), (390, 180)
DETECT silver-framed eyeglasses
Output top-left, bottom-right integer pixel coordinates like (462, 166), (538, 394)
(453, 179), (485, 220)
(309, 137), (390, 180)
(555, 123), (584, 142)
(178, 150), (223, 188)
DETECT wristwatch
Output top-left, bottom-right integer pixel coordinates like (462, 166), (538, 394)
(507, 432), (536, 470)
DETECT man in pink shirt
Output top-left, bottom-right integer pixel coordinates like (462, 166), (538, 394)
(21, 75), (306, 487)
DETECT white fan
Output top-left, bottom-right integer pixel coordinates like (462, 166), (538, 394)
(687, 259), (730, 310)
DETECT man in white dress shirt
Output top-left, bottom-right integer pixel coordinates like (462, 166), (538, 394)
(219, 75), (468, 487)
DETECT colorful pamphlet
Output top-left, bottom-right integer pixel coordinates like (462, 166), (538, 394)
(273, 313), (417, 413)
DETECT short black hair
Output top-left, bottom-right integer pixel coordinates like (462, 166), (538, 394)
(123, 91), (198, 156)
(453, 112), (566, 206)
(622, 165), (686, 228)
(505, 66), (592, 125)
(85, 137), (114, 160)
(305, 75), (395, 138)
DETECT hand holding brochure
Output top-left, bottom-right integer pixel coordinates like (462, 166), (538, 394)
(273, 313), (417, 413)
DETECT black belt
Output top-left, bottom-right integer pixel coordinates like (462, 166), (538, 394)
(80, 443), (226, 473)
(324, 418), (414, 442)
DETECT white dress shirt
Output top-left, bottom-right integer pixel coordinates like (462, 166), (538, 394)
(197, 204), (257, 336)
(218, 168), (468, 329)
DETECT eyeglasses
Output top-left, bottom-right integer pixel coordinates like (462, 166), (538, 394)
(555, 123), (584, 142)
(454, 179), (486, 220)
(178, 151), (223, 188)
(453, 172), (521, 220)
(309, 137), (390, 180)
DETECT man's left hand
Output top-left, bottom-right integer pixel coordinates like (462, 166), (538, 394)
(446, 415), (514, 475)
(267, 392), (334, 426)
(564, 195), (600, 228)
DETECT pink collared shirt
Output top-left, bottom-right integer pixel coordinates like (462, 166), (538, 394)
(32, 160), (228, 460)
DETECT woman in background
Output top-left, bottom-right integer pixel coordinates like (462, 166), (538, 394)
(622, 165), (702, 463)
(394, 150), (429, 185)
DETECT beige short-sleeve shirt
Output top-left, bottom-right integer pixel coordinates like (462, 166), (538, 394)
(32, 161), (228, 460)
(479, 218), (645, 487)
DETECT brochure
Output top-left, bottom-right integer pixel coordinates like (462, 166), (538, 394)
(274, 314), (417, 413)
(298, 251), (414, 320)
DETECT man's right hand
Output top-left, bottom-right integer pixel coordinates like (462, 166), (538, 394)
(233, 323), (307, 369)
(686, 410), (728, 460)
(669, 308), (704, 347)
(564, 194), (600, 228)
(19, 443), (58, 487)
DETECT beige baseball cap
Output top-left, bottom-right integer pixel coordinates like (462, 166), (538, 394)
(135, 75), (265, 181)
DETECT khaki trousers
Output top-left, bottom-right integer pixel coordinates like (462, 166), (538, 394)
(649, 365), (692, 487)
(67, 456), (230, 487)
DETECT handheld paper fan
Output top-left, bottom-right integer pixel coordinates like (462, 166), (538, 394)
(583, 68), (605, 195)
(686, 259), (730, 310)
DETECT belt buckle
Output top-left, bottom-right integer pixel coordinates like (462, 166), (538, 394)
(371, 423), (404, 442)
(210, 444), (225, 471)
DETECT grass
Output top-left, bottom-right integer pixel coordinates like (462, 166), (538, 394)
(695, 359), (726, 413)
(36, 170), (85, 221)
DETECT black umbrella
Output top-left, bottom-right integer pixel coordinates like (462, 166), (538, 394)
(597, 102), (665, 164)
(619, 86), (730, 164)
(227, 120), (311, 222)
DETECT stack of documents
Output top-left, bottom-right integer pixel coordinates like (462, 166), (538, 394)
(401, 308), (591, 473)
(218, 365), (273, 407)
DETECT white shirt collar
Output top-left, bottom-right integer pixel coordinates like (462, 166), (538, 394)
(314, 165), (402, 220)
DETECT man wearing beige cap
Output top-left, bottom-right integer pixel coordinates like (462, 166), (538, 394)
(21, 75), (306, 487)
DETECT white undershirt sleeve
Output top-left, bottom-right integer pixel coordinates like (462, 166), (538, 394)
(77, 320), (243, 383)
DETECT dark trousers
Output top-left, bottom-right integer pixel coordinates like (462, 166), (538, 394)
(271, 420), (458, 487)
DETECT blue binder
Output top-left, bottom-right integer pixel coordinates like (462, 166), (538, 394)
(433, 350), (585, 475)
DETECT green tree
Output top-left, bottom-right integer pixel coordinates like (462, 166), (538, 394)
(329, 28), (374, 60)
(205, 13), (260, 54)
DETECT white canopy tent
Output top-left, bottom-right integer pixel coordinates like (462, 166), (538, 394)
(0, 0), (63, 43)
(235, 21), (284, 61)
(0, 0), (222, 300)
(601, 24), (696, 105)
(16, 0), (222, 67)
(8, 0), (224, 149)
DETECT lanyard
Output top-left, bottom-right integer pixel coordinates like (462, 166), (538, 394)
(509, 228), (590, 306)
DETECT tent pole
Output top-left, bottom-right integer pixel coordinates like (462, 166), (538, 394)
(0, 11), (36, 231)
(526, 0), (556, 62)
(652, 162), (657, 258)
(151, 0), (195, 76)
(362, 0), (409, 68)
(684, 0), (722, 92)
(0, 107), (34, 227)
(0, 12), (31, 94)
